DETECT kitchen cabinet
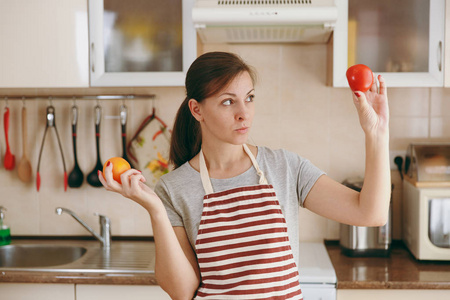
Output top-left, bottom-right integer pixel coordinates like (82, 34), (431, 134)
(0, 283), (170, 300)
(337, 289), (450, 300)
(444, 0), (450, 86)
(88, 0), (197, 87)
(0, 283), (75, 300)
(76, 284), (171, 300)
(0, 0), (89, 88)
(332, 0), (445, 88)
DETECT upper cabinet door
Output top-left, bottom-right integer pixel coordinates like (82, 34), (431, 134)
(89, 0), (197, 87)
(0, 0), (89, 88)
(444, 0), (450, 87)
(333, 0), (445, 88)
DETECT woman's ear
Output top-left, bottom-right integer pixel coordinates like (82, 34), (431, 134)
(188, 99), (203, 122)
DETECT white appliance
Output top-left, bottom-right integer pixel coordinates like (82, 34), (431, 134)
(402, 144), (450, 261)
(192, 0), (339, 43)
(298, 242), (337, 300)
(403, 180), (450, 261)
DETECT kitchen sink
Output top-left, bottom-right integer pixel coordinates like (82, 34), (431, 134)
(0, 244), (87, 268)
(0, 239), (156, 273)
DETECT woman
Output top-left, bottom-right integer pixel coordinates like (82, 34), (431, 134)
(100, 52), (390, 300)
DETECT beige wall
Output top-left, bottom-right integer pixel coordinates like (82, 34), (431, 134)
(1, 43), (450, 241)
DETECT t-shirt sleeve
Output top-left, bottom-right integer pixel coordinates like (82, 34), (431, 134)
(297, 157), (325, 207)
(154, 179), (184, 227)
(283, 150), (325, 207)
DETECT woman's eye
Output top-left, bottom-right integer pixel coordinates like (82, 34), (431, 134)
(222, 99), (232, 106)
(246, 95), (255, 102)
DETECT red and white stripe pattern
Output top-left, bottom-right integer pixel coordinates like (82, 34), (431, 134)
(194, 184), (303, 299)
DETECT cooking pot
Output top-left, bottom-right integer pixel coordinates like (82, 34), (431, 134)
(339, 177), (393, 257)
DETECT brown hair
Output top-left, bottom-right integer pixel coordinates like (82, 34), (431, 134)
(169, 52), (256, 169)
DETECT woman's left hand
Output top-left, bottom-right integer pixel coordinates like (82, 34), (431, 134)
(352, 74), (389, 136)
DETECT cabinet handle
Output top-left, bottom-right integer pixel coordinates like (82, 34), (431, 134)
(438, 41), (442, 72)
(91, 42), (95, 73)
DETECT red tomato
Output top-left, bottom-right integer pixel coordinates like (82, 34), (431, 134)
(346, 64), (374, 92)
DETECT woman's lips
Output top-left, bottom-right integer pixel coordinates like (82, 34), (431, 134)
(235, 127), (249, 134)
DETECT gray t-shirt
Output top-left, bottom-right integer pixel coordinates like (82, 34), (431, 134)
(154, 146), (325, 268)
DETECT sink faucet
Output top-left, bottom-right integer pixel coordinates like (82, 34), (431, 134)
(55, 207), (111, 248)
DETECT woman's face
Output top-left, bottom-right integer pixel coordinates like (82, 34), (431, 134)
(194, 71), (255, 146)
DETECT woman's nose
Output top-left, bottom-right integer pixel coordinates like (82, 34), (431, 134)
(236, 102), (250, 120)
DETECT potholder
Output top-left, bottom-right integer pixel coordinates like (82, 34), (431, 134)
(127, 111), (171, 188)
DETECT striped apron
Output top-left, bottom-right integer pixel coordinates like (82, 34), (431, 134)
(194, 144), (303, 299)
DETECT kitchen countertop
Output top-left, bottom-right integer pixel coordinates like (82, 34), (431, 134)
(2, 238), (450, 289)
(0, 270), (156, 285)
(325, 241), (450, 289)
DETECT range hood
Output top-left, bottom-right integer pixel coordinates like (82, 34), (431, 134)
(193, 0), (338, 44)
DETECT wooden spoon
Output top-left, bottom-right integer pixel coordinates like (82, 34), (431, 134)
(17, 106), (32, 182)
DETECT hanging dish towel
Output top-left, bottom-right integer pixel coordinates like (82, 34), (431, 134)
(127, 110), (171, 188)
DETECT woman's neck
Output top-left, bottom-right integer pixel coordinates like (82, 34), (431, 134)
(191, 142), (254, 179)
(202, 141), (246, 170)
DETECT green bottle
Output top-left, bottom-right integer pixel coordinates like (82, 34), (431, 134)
(0, 206), (11, 246)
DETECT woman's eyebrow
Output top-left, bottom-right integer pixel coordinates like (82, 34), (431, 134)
(219, 89), (255, 97)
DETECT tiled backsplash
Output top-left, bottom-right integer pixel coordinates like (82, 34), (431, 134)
(1, 44), (450, 242)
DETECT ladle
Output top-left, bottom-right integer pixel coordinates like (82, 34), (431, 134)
(120, 104), (129, 162)
(86, 105), (103, 187)
(17, 106), (32, 182)
(68, 105), (84, 187)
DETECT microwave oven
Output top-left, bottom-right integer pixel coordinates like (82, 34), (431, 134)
(403, 180), (450, 260)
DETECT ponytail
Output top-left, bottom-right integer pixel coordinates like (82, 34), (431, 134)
(169, 97), (201, 169)
(169, 52), (256, 169)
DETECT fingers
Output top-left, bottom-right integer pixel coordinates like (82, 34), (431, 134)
(100, 162), (149, 200)
(369, 72), (377, 93)
(378, 75), (387, 96)
(352, 90), (370, 112)
(119, 169), (145, 189)
(129, 173), (147, 191)
(101, 162), (123, 191)
(120, 169), (145, 185)
(98, 170), (107, 185)
(120, 171), (147, 200)
(352, 91), (365, 102)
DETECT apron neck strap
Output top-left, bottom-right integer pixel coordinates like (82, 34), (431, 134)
(199, 144), (268, 195)
(199, 149), (214, 195)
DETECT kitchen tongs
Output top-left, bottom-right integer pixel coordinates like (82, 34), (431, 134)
(36, 105), (67, 192)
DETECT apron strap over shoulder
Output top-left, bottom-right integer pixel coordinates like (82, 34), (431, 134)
(243, 144), (268, 185)
(199, 149), (214, 195)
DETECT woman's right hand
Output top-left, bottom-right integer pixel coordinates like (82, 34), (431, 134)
(98, 164), (164, 214)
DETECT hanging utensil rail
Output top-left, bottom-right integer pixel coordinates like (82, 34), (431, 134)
(1, 94), (156, 101)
